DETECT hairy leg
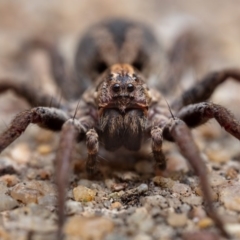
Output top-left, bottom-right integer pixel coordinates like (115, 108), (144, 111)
(0, 107), (68, 152)
(25, 40), (80, 100)
(86, 128), (99, 176)
(0, 79), (66, 108)
(151, 126), (167, 170)
(163, 117), (229, 238)
(55, 119), (86, 239)
(54, 116), (95, 239)
(171, 68), (240, 111)
(163, 30), (202, 94)
(177, 102), (240, 139)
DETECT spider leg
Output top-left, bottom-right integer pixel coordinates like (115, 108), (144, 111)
(0, 107), (68, 152)
(151, 126), (167, 170)
(55, 119), (85, 239)
(163, 117), (229, 238)
(25, 40), (80, 100)
(0, 79), (66, 108)
(177, 102), (240, 139)
(54, 117), (95, 239)
(162, 30), (201, 94)
(171, 68), (240, 111)
(86, 128), (99, 176)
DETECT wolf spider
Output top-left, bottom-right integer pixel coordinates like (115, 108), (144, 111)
(0, 19), (240, 238)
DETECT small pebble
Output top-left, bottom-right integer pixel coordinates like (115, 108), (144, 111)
(37, 144), (52, 155)
(209, 173), (227, 187)
(110, 201), (122, 210)
(179, 203), (191, 214)
(225, 167), (238, 179)
(152, 225), (174, 239)
(167, 212), (188, 227)
(190, 206), (206, 220)
(105, 179), (127, 191)
(142, 195), (168, 209)
(38, 195), (57, 208)
(65, 200), (83, 215)
(0, 182), (8, 194)
(181, 194), (202, 205)
(219, 183), (240, 211)
(37, 169), (51, 180)
(225, 223), (240, 237)
(0, 193), (19, 211)
(152, 176), (175, 188)
(167, 197), (181, 209)
(137, 183), (148, 193)
(197, 217), (213, 229)
(73, 185), (96, 202)
(10, 180), (56, 204)
(5, 205), (56, 232)
(114, 171), (140, 181)
(127, 207), (154, 233)
(64, 216), (114, 239)
(111, 182), (128, 192)
(171, 182), (191, 196)
(0, 174), (19, 187)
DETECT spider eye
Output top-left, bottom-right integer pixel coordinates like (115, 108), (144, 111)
(112, 83), (120, 92)
(127, 83), (134, 92)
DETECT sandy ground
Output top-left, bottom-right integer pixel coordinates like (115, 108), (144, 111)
(0, 1), (240, 240)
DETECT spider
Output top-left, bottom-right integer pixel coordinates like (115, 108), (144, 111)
(0, 19), (240, 239)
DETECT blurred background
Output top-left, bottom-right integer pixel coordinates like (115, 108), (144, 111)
(1, 0), (240, 119)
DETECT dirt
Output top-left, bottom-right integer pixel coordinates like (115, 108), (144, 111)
(0, 1), (240, 240)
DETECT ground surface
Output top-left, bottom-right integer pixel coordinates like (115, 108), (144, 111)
(0, 1), (240, 240)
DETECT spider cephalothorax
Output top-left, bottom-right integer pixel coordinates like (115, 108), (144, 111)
(0, 18), (240, 239)
(96, 63), (150, 151)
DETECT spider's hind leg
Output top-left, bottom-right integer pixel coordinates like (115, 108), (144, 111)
(25, 39), (80, 100)
(171, 68), (240, 111)
(0, 79), (65, 108)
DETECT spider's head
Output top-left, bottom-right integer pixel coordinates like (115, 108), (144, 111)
(95, 63), (151, 114)
(95, 64), (151, 151)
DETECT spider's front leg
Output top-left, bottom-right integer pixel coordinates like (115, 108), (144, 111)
(151, 126), (167, 170)
(0, 107), (68, 152)
(177, 102), (240, 140)
(86, 128), (99, 176)
(163, 117), (229, 238)
(55, 116), (96, 239)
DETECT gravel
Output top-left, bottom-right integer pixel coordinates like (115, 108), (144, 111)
(1, 1), (240, 240)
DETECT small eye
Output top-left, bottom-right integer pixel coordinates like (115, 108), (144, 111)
(112, 83), (120, 92)
(127, 83), (134, 92)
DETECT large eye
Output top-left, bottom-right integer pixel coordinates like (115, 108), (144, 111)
(112, 83), (120, 92)
(127, 83), (134, 92)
